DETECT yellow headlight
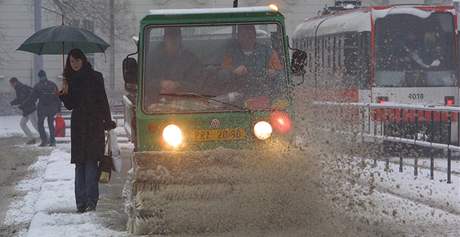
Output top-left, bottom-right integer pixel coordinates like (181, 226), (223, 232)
(268, 4), (278, 11)
(162, 124), (183, 148)
(254, 121), (272, 140)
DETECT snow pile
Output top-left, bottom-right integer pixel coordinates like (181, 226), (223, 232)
(0, 115), (25, 138)
(3, 151), (50, 225)
(294, 93), (460, 235)
(304, 140), (460, 235)
(362, 158), (460, 215)
(3, 148), (127, 237)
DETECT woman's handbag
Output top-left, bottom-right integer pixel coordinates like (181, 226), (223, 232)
(109, 129), (122, 173)
(99, 132), (114, 183)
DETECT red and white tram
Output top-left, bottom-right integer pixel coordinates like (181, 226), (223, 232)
(292, 2), (459, 143)
(292, 2), (458, 105)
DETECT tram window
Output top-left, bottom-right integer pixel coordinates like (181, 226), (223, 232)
(318, 38), (321, 68)
(325, 37), (329, 68)
(375, 12), (456, 87)
(333, 36), (337, 72)
(326, 37), (329, 68)
(342, 33), (369, 88)
(358, 32), (371, 89)
(321, 37), (325, 69)
(337, 37), (342, 68)
(327, 36), (331, 69)
(344, 37), (357, 75)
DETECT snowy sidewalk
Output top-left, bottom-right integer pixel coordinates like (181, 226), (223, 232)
(0, 115), (26, 138)
(3, 148), (127, 237)
(358, 157), (460, 216)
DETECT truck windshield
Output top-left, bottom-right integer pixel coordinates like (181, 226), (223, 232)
(375, 12), (456, 87)
(142, 23), (288, 113)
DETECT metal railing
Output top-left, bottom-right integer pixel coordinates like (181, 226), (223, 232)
(313, 101), (460, 183)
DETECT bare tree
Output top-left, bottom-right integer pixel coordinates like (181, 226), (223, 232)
(49, 0), (136, 91)
(0, 28), (7, 66)
(50, 0), (134, 41)
(0, 0), (8, 66)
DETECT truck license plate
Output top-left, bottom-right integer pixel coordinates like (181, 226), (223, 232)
(191, 128), (246, 141)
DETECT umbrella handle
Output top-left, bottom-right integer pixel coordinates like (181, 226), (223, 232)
(60, 79), (69, 95)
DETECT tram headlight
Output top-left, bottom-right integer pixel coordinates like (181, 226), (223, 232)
(254, 121), (272, 140)
(162, 124), (183, 148)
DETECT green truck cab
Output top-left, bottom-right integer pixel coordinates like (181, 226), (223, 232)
(122, 5), (297, 234)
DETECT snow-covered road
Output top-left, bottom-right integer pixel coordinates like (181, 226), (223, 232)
(2, 114), (460, 236)
(2, 147), (459, 236)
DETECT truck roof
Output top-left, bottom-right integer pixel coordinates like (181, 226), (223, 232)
(148, 6), (278, 16)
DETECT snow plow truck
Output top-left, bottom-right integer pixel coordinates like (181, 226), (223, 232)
(122, 4), (302, 234)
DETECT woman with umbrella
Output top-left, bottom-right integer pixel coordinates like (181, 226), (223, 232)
(59, 48), (116, 213)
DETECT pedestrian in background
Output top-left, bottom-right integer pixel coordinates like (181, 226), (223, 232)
(27, 70), (61, 147)
(59, 48), (116, 213)
(9, 77), (38, 144)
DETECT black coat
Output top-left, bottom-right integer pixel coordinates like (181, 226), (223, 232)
(59, 65), (111, 164)
(10, 82), (36, 116)
(28, 79), (61, 117)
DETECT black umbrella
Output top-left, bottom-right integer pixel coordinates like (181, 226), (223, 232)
(17, 25), (110, 55)
(18, 25), (110, 70)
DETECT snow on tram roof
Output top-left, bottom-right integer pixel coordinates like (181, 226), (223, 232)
(292, 5), (455, 39)
(148, 6), (277, 16)
(293, 11), (371, 39)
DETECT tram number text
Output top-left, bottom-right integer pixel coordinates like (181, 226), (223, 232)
(408, 93), (424, 100)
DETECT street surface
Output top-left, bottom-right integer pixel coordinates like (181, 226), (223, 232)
(1, 116), (460, 236)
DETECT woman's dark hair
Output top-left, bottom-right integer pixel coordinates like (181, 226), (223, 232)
(63, 48), (91, 79)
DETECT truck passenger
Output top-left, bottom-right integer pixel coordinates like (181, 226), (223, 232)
(144, 27), (202, 105)
(221, 24), (283, 79)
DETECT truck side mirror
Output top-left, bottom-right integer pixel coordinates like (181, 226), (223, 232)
(290, 49), (307, 75)
(122, 57), (138, 93)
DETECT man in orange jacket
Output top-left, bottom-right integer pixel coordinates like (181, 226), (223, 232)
(221, 24), (283, 79)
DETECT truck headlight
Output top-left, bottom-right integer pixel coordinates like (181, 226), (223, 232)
(162, 124), (183, 148)
(254, 121), (272, 140)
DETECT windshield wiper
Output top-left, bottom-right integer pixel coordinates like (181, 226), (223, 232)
(160, 92), (214, 98)
(159, 92), (249, 112)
